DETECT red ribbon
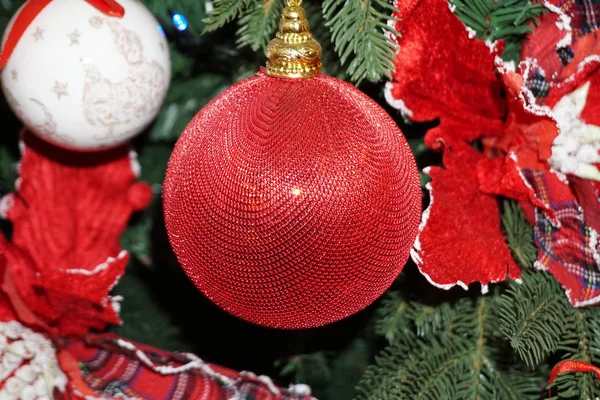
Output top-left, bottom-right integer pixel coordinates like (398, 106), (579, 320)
(0, 0), (124, 70)
(548, 360), (600, 397)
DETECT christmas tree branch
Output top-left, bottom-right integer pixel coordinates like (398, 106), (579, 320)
(499, 271), (571, 368)
(322, 0), (398, 83)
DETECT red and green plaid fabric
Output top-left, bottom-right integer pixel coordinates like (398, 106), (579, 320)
(67, 335), (313, 400)
(523, 169), (600, 306)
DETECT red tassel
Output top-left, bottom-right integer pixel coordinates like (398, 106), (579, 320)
(548, 360), (600, 397)
(85, 0), (125, 17)
(0, 0), (124, 70)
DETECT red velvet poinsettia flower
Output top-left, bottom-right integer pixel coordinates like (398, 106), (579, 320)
(388, 0), (523, 290)
(411, 142), (520, 290)
(389, 0), (600, 304)
(0, 132), (152, 336)
(478, 68), (561, 221)
(516, 0), (600, 306)
(385, 0), (506, 149)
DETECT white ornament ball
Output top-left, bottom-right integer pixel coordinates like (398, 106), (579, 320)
(1, 0), (171, 150)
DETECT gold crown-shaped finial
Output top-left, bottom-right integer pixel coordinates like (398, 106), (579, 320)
(265, 0), (322, 78)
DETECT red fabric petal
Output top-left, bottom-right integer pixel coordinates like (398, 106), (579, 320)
(580, 67), (600, 126)
(520, 9), (567, 81)
(483, 71), (558, 171)
(476, 155), (546, 208)
(0, 132), (150, 336)
(412, 144), (520, 290)
(387, 0), (505, 145)
(543, 33), (600, 108)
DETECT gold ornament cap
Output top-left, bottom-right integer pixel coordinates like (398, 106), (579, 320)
(266, 0), (322, 78)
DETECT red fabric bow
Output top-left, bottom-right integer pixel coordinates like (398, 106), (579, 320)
(0, 0), (125, 70)
(548, 360), (600, 397)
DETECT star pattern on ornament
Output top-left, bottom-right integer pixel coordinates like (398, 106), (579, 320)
(32, 27), (45, 42)
(68, 29), (81, 46)
(11, 70), (18, 81)
(550, 81), (600, 181)
(51, 81), (69, 100)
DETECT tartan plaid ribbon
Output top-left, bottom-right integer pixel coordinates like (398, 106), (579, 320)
(555, 0), (600, 39)
(523, 0), (600, 103)
(66, 335), (314, 400)
(522, 169), (600, 306)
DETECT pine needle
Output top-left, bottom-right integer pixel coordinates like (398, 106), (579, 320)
(322, 0), (398, 83)
(502, 200), (538, 269)
(237, 0), (284, 51)
(450, 0), (545, 62)
(203, 0), (256, 32)
(499, 271), (571, 368)
(549, 307), (600, 399)
(358, 297), (543, 400)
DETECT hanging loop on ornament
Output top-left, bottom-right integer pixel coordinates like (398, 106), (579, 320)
(265, 0), (321, 79)
(0, 0), (124, 70)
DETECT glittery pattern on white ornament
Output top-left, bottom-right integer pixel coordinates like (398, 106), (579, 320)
(0, 321), (67, 400)
(550, 81), (600, 181)
(82, 16), (167, 141)
(0, 0), (171, 150)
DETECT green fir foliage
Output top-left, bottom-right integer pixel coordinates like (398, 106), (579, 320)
(499, 271), (571, 368)
(449, 0), (545, 62)
(357, 294), (544, 400)
(549, 307), (600, 399)
(203, 0), (255, 31)
(322, 0), (398, 83)
(502, 200), (538, 268)
(237, 0), (284, 51)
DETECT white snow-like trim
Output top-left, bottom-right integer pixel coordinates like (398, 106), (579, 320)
(384, 16), (399, 43)
(63, 250), (127, 276)
(515, 278), (523, 284)
(111, 295), (123, 315)
(514, 58), (556, 118)
(417, 265), (469, 291)
(240, 372), (280, 395)
(533, 259), (549, 272)
(549, 81), (600, 181)
(553, 55), (600, 88)
(496, 56), (516, 73)
(481, 284), (489, 294)
(590, 227), (600, 265)
(465, 26), (477, 39)
(204, 0), (214, 13)
(111, 339), (315, 399)
(573, 295), (600, 307)
(288, 384), (312, 396)
(0, 195), (14, 219)
(411, 180), (433, 259)
(0, 321), (68, 399)
(384, 82), (414, 117)
(543, 1), (573, 49)
(129, 150), (141, 178)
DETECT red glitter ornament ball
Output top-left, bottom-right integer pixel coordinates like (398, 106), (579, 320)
(163, 69), (421, 329)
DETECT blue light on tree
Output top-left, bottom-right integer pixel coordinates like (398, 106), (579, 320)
(172, 13), (189, 32)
